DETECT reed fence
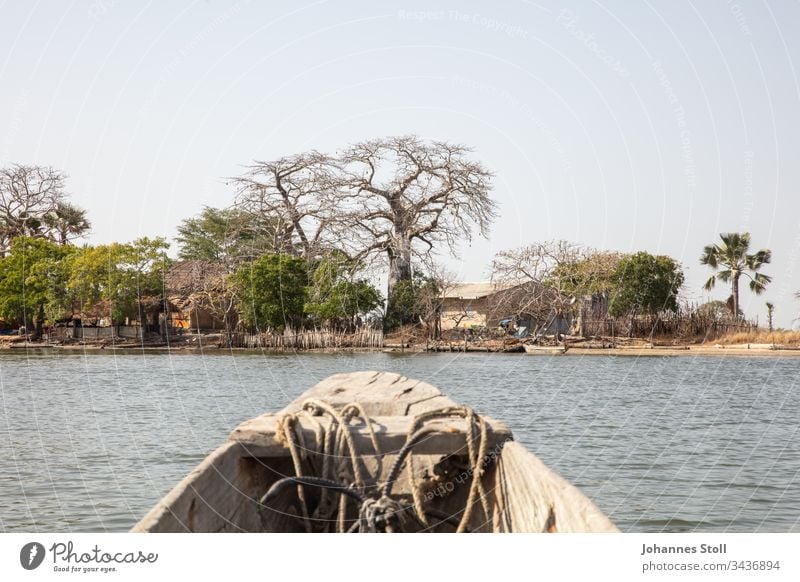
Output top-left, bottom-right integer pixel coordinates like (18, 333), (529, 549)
(578, 312), (756, 340)
(226, 326), (383, 349)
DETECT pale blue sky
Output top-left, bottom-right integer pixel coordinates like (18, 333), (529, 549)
(2, 1), (799, 326)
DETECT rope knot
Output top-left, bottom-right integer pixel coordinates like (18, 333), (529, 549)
(358, 495), (410, 533)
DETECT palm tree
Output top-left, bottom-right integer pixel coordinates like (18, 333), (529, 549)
(700, 232), (771, 319)
(766, 301), (775, 332)
(44, 202), (91, 245)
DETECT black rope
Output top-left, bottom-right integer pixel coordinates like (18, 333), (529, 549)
(259, 476), (367, 507)
(382, 426), (439, 498)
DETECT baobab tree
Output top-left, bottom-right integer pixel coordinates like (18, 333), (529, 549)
(341, 136), (495, 299)
(700, 232), (771, 319)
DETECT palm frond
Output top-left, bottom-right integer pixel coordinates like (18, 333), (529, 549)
(699, 244), (719, 267)
(747, 249), (772, 269)
(747, 272), (771, 295)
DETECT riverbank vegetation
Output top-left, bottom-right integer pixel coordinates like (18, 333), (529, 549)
(0, 142), (792, 349)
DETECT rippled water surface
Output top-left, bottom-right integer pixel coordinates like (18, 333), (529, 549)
(1, 350), (798, 532)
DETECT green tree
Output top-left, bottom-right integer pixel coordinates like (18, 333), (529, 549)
(305, 255), (382, 329)
(553, 250), (624, 298)
(0, 237), (72, 338)
(176, 206), (281, 265)
(700, 232), (771, 318)
(383, 274), (442, 332)
(232, 254), (308, 331)
(384, 279), (417, 331)
(68, 238), (170, 324)
(766, 301), (774, 332)
(609, 252), (684, 317)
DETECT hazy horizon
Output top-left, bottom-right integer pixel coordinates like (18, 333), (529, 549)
(2, 1), (799, 326)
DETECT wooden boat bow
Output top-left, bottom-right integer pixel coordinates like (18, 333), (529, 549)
(132, 371), (618, 533)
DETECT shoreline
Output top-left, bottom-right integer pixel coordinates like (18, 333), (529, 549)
(2, 342), (800, 357)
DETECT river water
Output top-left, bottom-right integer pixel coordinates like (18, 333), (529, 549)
(0, 350), (798, 533)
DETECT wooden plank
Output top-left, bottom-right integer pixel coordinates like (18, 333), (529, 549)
(281, 371), (458, 416)
(229, 413), (512, 457)
(490, 442), (619, 533)
(132, 441), (254, 533)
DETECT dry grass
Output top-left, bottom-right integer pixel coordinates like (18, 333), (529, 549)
(710, 330), (800, 346)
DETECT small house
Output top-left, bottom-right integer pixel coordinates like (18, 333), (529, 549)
(163, 260), (234, 331)
(441, 281), (573, 336)
(440, 282), (515, 330)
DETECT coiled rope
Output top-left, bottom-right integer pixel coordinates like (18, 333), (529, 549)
(259, 402), (495, 533)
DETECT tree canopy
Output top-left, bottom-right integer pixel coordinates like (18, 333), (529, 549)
(176, 205), (282, 266)
(0, 165), (90, 253)
(342, 136), (496, 297)
(68, 238), (170, 324)
(232, 136), (496, 302)
(700, 232), (771, 318)
(490, 241), (616, 322)
(0, 237), (73, 336)
(609, 252), (684, 317)
(305, 254), (382, 328)
(231, 254), (309, 331)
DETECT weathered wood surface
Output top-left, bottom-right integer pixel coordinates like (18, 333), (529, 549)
(132, 371), (457, 533)
(523, 345), (567, 355)
(132, 371), (619, 533)
(132, 441), (256, 533)
(491, 442), (619, 532)
(231, 413), (511, 457)
(281, 370), (459, 416)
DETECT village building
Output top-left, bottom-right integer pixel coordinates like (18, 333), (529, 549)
(440, 282), (510, 331)
(440, 281), (573, 337)
(162, 260), (233, 331)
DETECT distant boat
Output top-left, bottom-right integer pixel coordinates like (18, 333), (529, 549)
(133, 371), (616, 533)
(523, 344), (567, 355)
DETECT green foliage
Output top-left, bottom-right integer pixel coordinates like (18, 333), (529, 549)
(0, 237), (73, 329)
(305, 255), (382, 327)
(68, 237), (170, 324)
(697, 300), (730, 320)
(700, 232), (771, 317)
(176, 206), (283, 264)
(232, 254), (308, 331)
(385, 280), (417, 330)
(609, 252), (684, 317)
(552, 250), (624, 297)
(43, 202), (91, 245)
(384, 275), (441, 331)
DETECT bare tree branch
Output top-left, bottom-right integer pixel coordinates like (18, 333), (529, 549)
(340, 135), (496, 297)
(0, 165), (88, 253)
